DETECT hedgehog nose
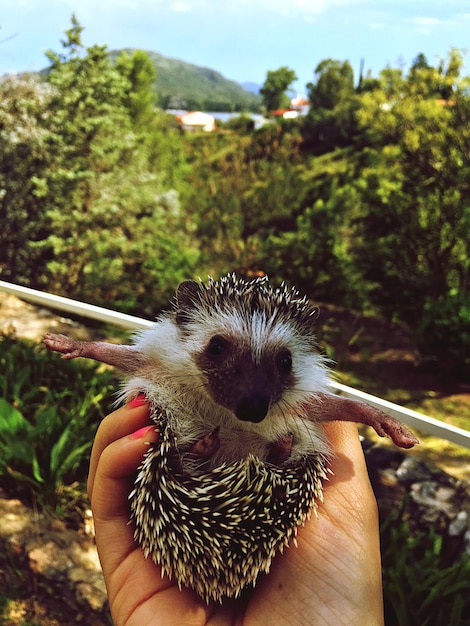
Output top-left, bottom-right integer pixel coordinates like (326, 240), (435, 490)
(236, 395), (270, 423)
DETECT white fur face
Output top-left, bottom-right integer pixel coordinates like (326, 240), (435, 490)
(125, 305), (331, 465)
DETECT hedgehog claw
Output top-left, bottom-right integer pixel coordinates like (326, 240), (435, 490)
(43, 333), (84, 359)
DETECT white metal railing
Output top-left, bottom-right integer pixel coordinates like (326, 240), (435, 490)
(0, 280), (152, 330)
(1, 279), (470, 449)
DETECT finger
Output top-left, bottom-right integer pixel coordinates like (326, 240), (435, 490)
(90, 423), (159, 578)
(90, 423), (219, 623)
(87, 397), (152, 498)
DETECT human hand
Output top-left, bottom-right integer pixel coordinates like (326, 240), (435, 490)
(88, 398), (384, 626)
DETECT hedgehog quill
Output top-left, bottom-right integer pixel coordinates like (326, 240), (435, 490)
(44, 274), (418, 603)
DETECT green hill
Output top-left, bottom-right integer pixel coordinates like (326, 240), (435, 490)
(110, 49), (262, 112)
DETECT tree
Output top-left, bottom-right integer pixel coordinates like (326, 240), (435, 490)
(37, 17), (137, 293)
(260, 67), (297, 112)
(0, 74), (54, 284)
(410, 52), (430, 74)
(308, 59), (355, 110)
(115, 49), (157, 129)
(351, 51), (470, 369)
(303, 59), (358, 152)
(2, 17), (198, 314)
(406, 49), (465, 100)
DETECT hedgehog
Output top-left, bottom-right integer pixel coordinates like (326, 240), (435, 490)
(44, 273), (418, 603)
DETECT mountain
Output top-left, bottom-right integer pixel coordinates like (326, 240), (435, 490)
(110, 49), (262, 113)
(239, 81), (262, 95)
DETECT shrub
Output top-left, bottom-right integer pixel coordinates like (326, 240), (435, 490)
(223, 115), (255, 134)
(416, 292), (470, 376)
(0, 334), (116, 516)
(381, 502), (470, 626)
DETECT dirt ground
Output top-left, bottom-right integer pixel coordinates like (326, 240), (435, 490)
(0, 292), (109, 343)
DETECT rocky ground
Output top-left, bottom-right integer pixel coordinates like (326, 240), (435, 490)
(0, 496), (108, 625)
(0, 292), (469, 625)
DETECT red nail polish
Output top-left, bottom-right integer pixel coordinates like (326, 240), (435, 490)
(128, 394), (147, 408)
(130, 425), (155, 439)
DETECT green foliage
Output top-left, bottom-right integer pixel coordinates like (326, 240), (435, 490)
(222, 114), (255, 134)
(407, 49), (464, 100)
(303, 59), (359, 152)
(185, 62), (469, 373)
(0, 19), (468, 371)
(351, 55), (470, 354)
(184, 123), (308, 276)
(0, 334), (115, 515)
(259, 149), (363, 305)
(185, 123), (366, 307)
(0, 17), (198, 316)
(381, 504), (470, 625)
(260, 66), (297, 112)
(115, 49), (157, 129)
(416, 292), (470, 373)
(308, 58), (355, 110)
(0, 73), (54, 284)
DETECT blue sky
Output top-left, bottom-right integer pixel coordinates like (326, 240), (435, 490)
(1, 0), (469, 93)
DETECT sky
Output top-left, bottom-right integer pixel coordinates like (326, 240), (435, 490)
(1, 0), (469, 94)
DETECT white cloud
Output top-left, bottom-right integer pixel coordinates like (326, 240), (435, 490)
(171, 1), (191, 12)
(414, 17), (439, 27)
(413, 16), (439, 35)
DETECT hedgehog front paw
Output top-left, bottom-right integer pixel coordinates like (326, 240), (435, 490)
(43, 333), (84, 359)
(189, 427), (220, 459)
(266, 433), (294, 465)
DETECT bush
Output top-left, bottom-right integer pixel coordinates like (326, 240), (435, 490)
(416, 292), (470, 376)
(222, 115), (255, 134)
(0, 335), (116, 516)
(381, 502), (470, 626)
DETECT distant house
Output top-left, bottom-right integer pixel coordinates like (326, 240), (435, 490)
(269, 96), (309, 119)
(270, 108), (299, 119)
(290, 95), (309, 116)
(176, 111), (216, 132)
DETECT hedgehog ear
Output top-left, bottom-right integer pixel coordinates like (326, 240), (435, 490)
(175, 280), (202, 326)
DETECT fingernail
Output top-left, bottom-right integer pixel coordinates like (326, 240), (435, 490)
(128, 394), (147, 408)
(130, 425), (155, 439)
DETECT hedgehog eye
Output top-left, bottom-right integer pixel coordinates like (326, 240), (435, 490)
(206, 335), (229, 357)
(277, 349), (292, 374)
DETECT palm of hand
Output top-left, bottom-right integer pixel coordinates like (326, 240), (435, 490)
(88, 403), (383, 626)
